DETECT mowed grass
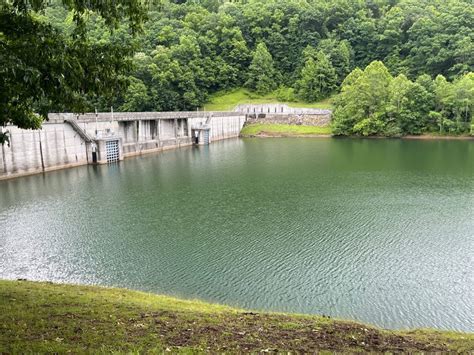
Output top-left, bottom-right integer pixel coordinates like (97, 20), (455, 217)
(203, 88), (333, 111)
(241, 123), (333, 136)
(1, 280), (473, 353)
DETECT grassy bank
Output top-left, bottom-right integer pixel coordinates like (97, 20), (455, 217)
(203, 88), (333, 111)
(1, 280), (473, 353)
(239, 124), (474, 139)
(240, 123), (332, 137)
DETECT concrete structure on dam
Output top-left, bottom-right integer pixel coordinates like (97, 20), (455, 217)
(0, 111), (246, 180)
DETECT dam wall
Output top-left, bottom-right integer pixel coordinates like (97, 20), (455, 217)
(0, 112), (246, 180)
(0, 122), (90, 180)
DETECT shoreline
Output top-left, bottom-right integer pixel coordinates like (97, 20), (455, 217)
(241, 133), (332, 138)
(240, 122), (474, 140)
(2, 280), (473, 352)
(241, 132), (474, 141)
(403, 134), (474, 140)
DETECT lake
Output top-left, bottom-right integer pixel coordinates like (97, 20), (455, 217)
(1, 138), (473, 331)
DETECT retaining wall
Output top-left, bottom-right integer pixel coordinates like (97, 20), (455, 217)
(246, 113), (331, 127)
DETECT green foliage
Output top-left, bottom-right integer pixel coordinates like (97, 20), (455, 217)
(0, 0), (148, 34)
(275, 86), (297, 102)
(296, 58), (320, 102)
(317, 39), (352, 84)
(331, 68), (364, 134)
(432, 73), (474, 134)
(333, 61), (474, 136)
(296, 50), (337, 102)
(333, 61), (393, 135)
(3, 0), (473, 128)
(401, 0), (474, 79)
(119, 77), (151, 112)
(452, 73), (474, 128)
(353, 118), (385, 136)
(386, 74), (433, 134)
(245, 42), (279, 95)
(0, 0), (146, 132)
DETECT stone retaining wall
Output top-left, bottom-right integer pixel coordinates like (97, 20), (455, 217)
(246, 113), (331, 126)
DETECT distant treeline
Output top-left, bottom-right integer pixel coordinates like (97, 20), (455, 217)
(42, 0), (473, 134)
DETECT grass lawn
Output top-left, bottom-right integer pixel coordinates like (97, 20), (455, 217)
(241, 123), (332, 137)
(203, 88), (333, 111)
(1, 280), (473, 353)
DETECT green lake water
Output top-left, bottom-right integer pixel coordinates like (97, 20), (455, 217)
(1, 138), (473, 331)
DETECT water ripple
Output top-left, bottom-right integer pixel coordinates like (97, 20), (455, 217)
(1, 138), (473, 331)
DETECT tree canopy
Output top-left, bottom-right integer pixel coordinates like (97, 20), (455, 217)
(1, 0), (473, 139)
(0, 0), (149, 132)
(296, 49), (337, 102)
(245, 42), (279, 95)
(332, 62), (474, 136)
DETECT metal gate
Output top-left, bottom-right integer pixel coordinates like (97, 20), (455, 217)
(201, 129), (210, 145)
(105, 140), (119, 163)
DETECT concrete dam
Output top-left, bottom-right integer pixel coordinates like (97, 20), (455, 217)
(0, 105), (332, 180)
(0, 111), (246, 180)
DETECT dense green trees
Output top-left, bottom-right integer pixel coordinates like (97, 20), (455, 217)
(296, 50), (337, 102)
(0, 0), (148, 132)
(316, 40), (351, 85)
(34, 0), (472, 114)
(332, 62), (474, 136)
(245, 43), (279, 94)
(3, 0), (473, 137)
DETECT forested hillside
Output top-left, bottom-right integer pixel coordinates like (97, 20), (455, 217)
(39, 0), (474, 134)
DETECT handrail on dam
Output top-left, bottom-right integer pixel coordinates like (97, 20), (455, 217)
(205, 113), (213, 125)
(64, 119), (94, 143)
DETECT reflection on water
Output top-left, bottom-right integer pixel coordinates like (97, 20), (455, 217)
(1, 138), (473, 331)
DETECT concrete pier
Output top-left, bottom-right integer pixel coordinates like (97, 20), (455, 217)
(0, 111), (246, 180)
